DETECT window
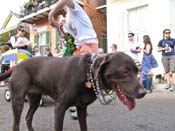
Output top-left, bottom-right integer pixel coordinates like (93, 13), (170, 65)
(38, 31), (50, 56)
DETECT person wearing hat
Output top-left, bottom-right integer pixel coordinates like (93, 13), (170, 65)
(10, 23), (32, 50)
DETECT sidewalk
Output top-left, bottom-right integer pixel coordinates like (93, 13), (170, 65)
(152, 81), (175, 94)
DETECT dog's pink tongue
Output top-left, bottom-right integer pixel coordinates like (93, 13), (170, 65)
(116, 88), (135, 111)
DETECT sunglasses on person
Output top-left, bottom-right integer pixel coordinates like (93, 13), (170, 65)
(19, 29), (26, 32)
(164, 32), (171, 34)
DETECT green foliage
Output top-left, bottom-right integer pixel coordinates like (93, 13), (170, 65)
(24, 2), (33, 9)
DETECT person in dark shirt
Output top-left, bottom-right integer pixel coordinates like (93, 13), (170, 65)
(157, 29), (175, 91)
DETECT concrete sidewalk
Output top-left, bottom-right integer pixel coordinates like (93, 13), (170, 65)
(152, 82), (175, 93)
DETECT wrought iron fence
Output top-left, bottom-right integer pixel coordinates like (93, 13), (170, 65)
(22, 0), (57, 16)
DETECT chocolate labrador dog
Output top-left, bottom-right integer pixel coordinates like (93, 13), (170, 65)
(0, 52), (146, 131)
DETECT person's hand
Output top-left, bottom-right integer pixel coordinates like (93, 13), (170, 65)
(48, 14), (59, 28)
(136, 47), (141, 53)
(138, 72), (143, 75)
(27, 41), (32, 47)
(60, 17), (66, 25)
(161, 47), (168, 51)
(164, 46), (169, 51)
(58, 22), (64, 29)
(58, 16), (66, 30)
(16, 38), (24, 44)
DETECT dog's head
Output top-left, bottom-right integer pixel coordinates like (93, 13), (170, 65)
(93, 52), (146, 110)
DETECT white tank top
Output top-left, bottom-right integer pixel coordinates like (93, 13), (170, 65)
(66, 1), (98, 48)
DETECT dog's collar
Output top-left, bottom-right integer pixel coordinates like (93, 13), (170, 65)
(86, 53), (116, 105)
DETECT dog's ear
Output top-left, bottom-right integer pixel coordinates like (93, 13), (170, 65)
(93, 55), (110, 80)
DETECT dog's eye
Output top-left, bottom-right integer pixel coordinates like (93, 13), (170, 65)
(122, 70), (128, 76)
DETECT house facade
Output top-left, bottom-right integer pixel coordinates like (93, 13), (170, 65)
(107, 0), (175, 74)
(0, 12), (20, 44)
(19, 0), (107, 55)
(0, 0), (106, 55)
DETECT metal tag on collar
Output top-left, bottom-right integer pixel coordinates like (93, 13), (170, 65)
(85, 81), (92, 88)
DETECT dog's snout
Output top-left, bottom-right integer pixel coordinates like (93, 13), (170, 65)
(139, 88), (147, 95)
(137, 88), (147, 98)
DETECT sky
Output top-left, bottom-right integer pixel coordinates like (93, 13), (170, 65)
(0, 0), (27, 27)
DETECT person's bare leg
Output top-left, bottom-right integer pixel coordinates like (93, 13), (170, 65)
(172, 72), (175, 84)
(165, 72), (171, 89)
(170, 72), (175, 91)
(166, 72), (171, 83)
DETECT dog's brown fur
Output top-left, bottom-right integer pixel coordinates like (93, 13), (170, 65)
(0, 52), (146, 131)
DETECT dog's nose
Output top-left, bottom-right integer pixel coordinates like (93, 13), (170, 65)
(137, 88), (147, 98)
(139, 88), (147, 94)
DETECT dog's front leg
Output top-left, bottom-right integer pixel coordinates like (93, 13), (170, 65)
(54, 102), (67, 131)
(77, 106), (88, 131)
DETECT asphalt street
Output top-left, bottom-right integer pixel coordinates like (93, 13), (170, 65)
(1, 86), (175, 131)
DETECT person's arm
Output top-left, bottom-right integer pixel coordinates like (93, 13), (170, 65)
(24, 38), (32, 48)
(157, 47), (166, 52)
(143, 70), (154, 76)
(130, 47), (141, 53)
(48, 0), (74, 28)
(10, 37), (27, 48)
(157, 40), (167, 52)
(130, 42), (141, 53)
(0, 56), (2, 63)
(144, 44), (151, 54)
(59, 23), (68, 39)
(26, 41), (32, 48)
(136, 47), (141, 53)
(157, 46), (168, 52)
